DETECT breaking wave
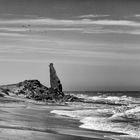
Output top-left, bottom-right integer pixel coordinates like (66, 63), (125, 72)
(72, 93), (138, 105)
(51, 93), (140, 138)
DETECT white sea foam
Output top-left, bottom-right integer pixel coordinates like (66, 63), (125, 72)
(51, 94), (140, 138)
(51, 106), (140, 137)
(72, 93), (137, 105)
(51, 109), (98, 119)
(87, 95), (135, 105)
(80, 117), (124, 133)
(109, 106), (140, 122)
(80, 116), (140, 137)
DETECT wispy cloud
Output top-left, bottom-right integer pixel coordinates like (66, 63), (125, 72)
(0, 27), (29, 32)
(86, 20), (140, 27)
(0, 17), (140, 36)
(83, 28), (140, 35)
(78, 14), (110, 18)
(0, 17), (140, 37)
(0, 40), (140, 60)
(132, 14), (140, 17)
(0, 32), (28, 37)
(0, 18), (140, 27)
(1, 26), (140, 35)
(125, 14), (140, 20)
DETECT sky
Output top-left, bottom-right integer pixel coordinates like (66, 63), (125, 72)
(0, 0), (140, 91)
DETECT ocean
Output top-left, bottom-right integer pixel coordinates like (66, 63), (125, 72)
(51, 91), (140, 139)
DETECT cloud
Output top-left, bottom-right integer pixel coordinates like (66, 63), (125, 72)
(0, 32), (28, 37)
(0, 17), (140, 36)
(39, 27), (83, 31)
(78, 14), (110, 18)
(132, 14), (140, 17)
(0, 27), (83, 33)
(88, 20), (140, 27)
(83, 28), (140, 35)
(1, 26), (140, 36)
(0, 27), (29, 32)
(0, 57), (111, 66)
(0, 18), (140, 27)
(0, 42), (140, 60)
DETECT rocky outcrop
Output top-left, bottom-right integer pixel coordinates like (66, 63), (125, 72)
(109, 106), (140, 122)
(0, 63), (82, 103)
(0, 92), (5, 97)
(17, 80), (49, 100)
(0, 88), (9, 96)
(0, 80), (81, 103)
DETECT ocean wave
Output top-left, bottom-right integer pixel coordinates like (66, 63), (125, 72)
(80, 117), (124, 133)
(109, 106), (140, 122)
(72, 93), (137, 105)
(80, 116), (140, 137)
(87, 95), (136, 105)
(51, 93), (140, 138)
(51, 106), (140, 137)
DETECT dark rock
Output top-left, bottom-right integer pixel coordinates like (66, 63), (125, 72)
(7, 79), (81, 103)
(49, 63), (60, 90)
(0, 88), (10, 95)
(63, 94), (83, 102)
(0, 93), (4, 97)
(15, 80), (49, 100)
(49, 63), (63, 93)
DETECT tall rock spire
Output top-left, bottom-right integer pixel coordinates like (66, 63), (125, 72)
(49, 63), (60, 90)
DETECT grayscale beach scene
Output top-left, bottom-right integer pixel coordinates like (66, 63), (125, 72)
(0, 0), (140, 140)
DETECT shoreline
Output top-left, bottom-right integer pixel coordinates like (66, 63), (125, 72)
(0, 96), (139, 140)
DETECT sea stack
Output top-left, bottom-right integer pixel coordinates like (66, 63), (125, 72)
(49, 63), (63, 92)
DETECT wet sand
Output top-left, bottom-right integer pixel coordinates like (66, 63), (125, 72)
(0, 96), (139, 140)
